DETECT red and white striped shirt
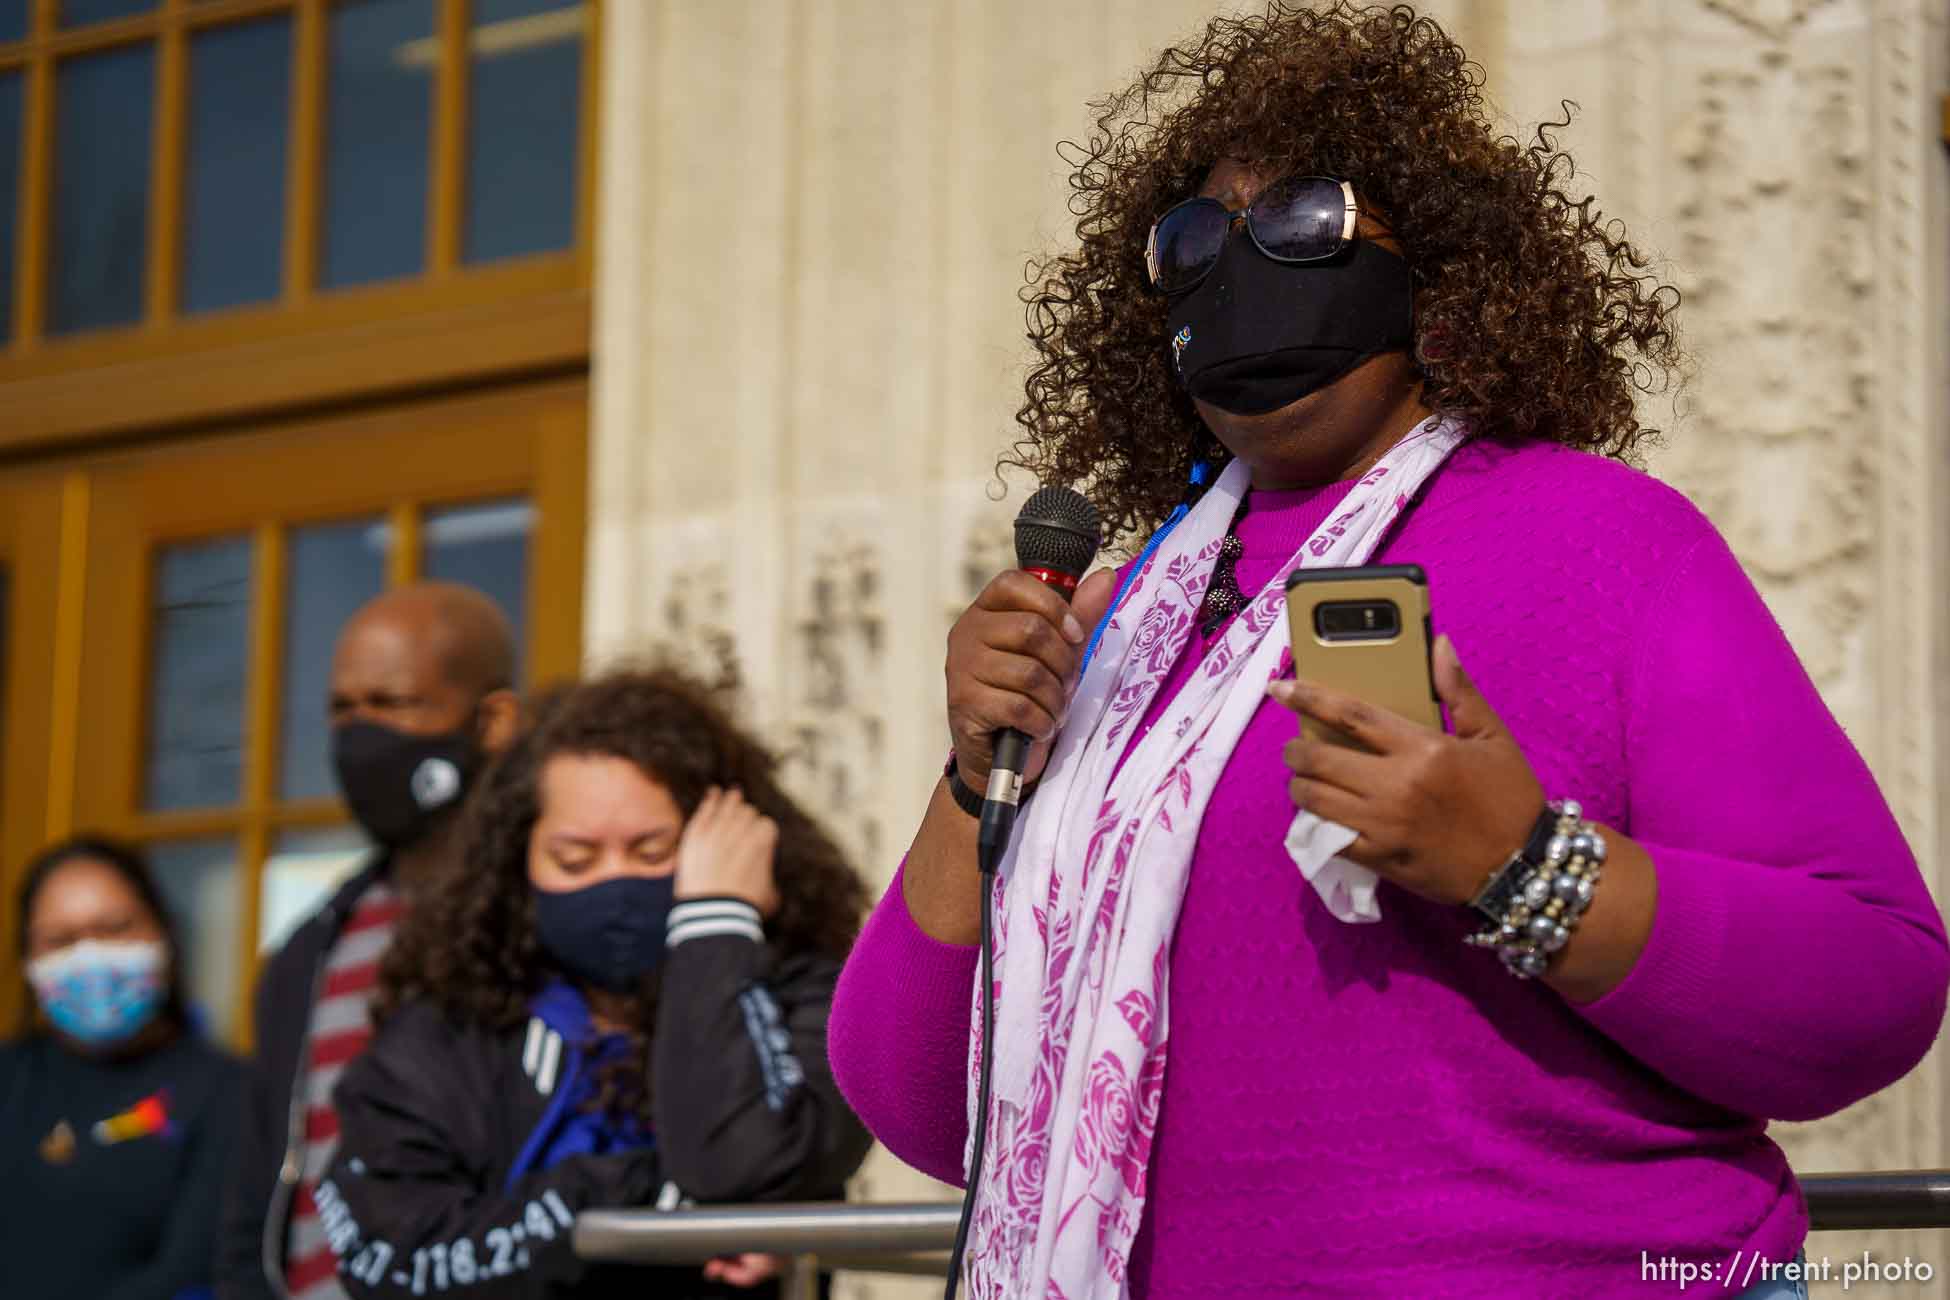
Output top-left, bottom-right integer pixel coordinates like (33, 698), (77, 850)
(285, 882), (404, 1300)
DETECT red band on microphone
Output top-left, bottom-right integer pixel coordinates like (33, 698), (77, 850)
(1023, 566), (1081, 596)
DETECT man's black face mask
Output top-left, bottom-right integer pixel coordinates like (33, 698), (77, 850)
(331, 717), (483, 848)
(1164, 234), (1415, 416)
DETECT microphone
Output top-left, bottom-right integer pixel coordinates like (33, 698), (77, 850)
(948, 484), (1103, 1300)
(976, 486), (1102, 874)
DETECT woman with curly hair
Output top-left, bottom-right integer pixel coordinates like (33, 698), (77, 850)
(827, 4), (1946, 1297)
(317, 667), (872, 1299)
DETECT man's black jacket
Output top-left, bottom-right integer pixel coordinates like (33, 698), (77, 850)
(217, 857), (391, 1300)
(313, 923), (872, 1299)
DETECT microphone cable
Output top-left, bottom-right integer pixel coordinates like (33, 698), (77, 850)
(943, 487), (1100, 1300)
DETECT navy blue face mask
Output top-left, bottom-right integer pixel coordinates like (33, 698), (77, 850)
(532, 875), (678, 994)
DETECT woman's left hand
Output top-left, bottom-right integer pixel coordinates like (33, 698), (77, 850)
(676, 787), (783, 918)
(1267, 635), (1544, 906)
(703, 1253), (786, 1287)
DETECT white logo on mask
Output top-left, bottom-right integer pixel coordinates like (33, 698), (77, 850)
(411, 757), (462, 810)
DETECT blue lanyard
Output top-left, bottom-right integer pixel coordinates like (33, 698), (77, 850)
(1077, 462), (1210, 678)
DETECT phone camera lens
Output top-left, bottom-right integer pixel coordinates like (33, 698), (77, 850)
(1314, 600), (1400, 641)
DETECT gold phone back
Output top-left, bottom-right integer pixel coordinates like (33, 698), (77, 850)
(1286, 573), (1439, 748)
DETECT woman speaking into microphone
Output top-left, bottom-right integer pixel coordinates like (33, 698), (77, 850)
(826, 4), (1947, 1298)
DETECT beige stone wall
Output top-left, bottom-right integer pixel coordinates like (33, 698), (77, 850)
(1483, 4), (1950, 1294)
(586, 3), (1950, 1295)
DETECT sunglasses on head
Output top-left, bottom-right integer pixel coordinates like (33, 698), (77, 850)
(1144, 175), (1360, 296)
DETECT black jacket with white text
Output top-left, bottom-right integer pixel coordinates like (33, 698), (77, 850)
(312, 915), (871, 1300)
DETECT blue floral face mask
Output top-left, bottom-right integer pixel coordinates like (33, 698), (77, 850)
(27, 939), (168, 1046)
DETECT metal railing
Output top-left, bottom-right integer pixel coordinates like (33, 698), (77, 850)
(573, 1171), (1950, 1294)
(1801, 1170), (1950, 1230)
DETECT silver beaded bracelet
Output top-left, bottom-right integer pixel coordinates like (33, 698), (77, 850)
(1463, 800), (1606, 979)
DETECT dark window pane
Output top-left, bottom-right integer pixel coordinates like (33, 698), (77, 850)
(423, 499), (531, 685)
(145, 536), (252, 811)
(51, 45), (153, 335)
(183, 15), (291, 314)
(464, 0), (581, 264)
(279, 517), (386, 801)
(0, 71), (20, 342)
(148, 838), (240, 1038)
(0, 2), (25, 44)
(322, 0), (433, 289)
(61, 0), (152, 26)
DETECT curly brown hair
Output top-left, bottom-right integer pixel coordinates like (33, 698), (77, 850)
(375, 665), (867, 1115)
(1006, 0), (1683, 541)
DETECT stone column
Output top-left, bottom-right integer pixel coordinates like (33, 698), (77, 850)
(1487, 1), (1949, 1291)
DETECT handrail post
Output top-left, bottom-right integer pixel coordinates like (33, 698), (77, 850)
(786, 1252), (820, 1300)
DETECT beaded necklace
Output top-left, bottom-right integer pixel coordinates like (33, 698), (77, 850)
(1196, 496), (1252, 637)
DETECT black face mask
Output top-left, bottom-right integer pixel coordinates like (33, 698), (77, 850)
(331, 719), (483, 848)
(532, 875), (678, 994)
(1165, 235), (1415, 416)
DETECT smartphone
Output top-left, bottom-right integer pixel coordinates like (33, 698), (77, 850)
(1283, 564), (1438, 749)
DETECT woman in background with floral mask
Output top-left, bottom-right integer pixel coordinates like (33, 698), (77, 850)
(319, 666), (873, 1299)
(1, 835), (245, 1300)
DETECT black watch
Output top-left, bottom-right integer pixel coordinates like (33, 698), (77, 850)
(1467, 804), (1558, 924)
(943, 754), (1037, 818)
(944, 756), (986, 817)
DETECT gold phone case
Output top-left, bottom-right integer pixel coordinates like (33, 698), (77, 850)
(1284, 565), (1438, 748)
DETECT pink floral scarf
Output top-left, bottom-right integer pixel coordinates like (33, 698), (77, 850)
(961, 417), (1467, 1299)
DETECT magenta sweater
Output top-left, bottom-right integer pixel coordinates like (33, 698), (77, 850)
(827, 439), (1948, 1298)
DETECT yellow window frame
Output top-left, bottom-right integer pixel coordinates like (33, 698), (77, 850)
(1, 374), (587, 1043)
(0, 0), (601, 450)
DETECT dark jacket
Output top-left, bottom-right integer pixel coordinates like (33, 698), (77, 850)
(217, 856), (390, 1300)
(1, 1030), (245, 1300)
(316, 922), (872, 1299)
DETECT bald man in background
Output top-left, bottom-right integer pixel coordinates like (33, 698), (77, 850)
(218, 583), (520, 1300)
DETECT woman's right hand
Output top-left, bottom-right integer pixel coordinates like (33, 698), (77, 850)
(703, 1253), (786, 1287)
(946, 568), (1119, 789)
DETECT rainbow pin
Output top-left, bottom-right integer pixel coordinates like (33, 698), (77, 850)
(92, 1091), (172, 1145)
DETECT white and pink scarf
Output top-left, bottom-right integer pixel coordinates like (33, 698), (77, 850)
(960, 416), (1467, 1299)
